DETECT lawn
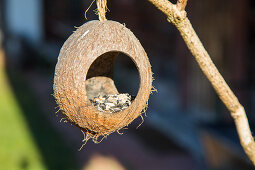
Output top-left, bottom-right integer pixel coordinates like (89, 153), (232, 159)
(0, 67), (46, 170)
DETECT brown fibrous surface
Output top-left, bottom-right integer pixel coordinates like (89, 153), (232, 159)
(53, 20), (153, 143)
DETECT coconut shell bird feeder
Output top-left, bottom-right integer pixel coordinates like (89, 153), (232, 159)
(53, 2), (153, 142)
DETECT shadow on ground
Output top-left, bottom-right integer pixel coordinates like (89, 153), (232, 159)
(6, 69), (78, 170)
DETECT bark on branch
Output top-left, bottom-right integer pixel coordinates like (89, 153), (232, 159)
(176, 0), (187, 11)
(147, 0), (255, 165)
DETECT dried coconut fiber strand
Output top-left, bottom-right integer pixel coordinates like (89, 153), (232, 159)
(53, 20), (153, 143)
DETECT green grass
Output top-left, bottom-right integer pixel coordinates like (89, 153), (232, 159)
(0, 65), (78, 170)
(0, 68), (46, 170)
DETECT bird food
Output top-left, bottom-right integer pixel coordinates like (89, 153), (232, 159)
(90, 93), (132, 113)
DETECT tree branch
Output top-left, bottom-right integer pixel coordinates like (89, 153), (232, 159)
(176, 0), (187, 11)
(147, 0), (255, 165)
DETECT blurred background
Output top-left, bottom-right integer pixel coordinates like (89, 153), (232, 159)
(0, 0), (255, 170)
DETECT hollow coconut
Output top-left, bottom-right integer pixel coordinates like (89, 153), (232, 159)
(53, 20), (153, 142)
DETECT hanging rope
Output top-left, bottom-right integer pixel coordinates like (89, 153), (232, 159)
(84, 0), (108, 21)
(96, 0), (108, 21)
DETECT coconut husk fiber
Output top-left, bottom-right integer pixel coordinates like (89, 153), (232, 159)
(53, 20), (152, 142)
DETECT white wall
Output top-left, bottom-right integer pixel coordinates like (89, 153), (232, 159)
(6, 0), (43, 44)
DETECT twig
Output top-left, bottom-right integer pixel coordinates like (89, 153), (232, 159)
(176, 0), (187, 11)
(147, 0), (255, 165)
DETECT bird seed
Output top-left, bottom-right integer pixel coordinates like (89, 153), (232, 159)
(90, 93), (132, 113)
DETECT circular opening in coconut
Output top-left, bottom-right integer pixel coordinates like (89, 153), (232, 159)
(53, 20), (152, 139)
(86, 51), (140, 114)
(114, 52), (140, 96)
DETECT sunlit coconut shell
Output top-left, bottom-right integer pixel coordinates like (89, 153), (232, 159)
(53, 20), (152, 140)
